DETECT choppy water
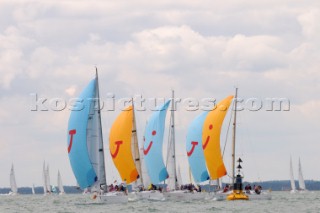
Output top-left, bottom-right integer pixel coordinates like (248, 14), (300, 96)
(0, 191), (319, 213)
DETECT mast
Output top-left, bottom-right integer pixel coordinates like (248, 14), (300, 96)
(231, 88), (238, 186)
(10, 164), (18, 194)
(298, 158), (306, 190)
(95, 67), (107, 188)
(290, 156), (296, 191)
(171, 90), (177, 187)
(165, 90), (177, 190)
(132, 100), (143, 186)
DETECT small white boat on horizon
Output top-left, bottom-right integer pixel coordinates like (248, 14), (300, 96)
(9, 164), (18, 196)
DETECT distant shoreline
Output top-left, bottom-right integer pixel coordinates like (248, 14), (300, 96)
(1, 180), (319, 194)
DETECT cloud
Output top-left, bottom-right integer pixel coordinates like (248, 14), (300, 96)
(0, 0), (320, 187)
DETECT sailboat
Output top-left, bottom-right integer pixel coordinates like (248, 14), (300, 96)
(57, 170), (65, 195)
(163, 91), (205, 200)
(289, 156), (297, 193)
(298, 158), (307, 192)
(42, 161), (51, 195)
(109, 105), (164, 201)
(9, 164), (18, 195)
(192, 88), (271, 200)
(32, 184), (35, 195)
(67, 69), (127, 203)
(46, 165), (52, 193)
(212, 88), (271, 200)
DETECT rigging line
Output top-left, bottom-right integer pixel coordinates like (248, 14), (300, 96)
(222, 100), (234, 158)
(165, 108), (173, 169)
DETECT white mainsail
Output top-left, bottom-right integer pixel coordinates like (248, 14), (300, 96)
(298, 158), (306, 190)
(46, 165), (51, 192)
(57, 170), (65, 194)
(42, 161), (48, 194)
(32, 184), (35, 195)
(177, 165), (183, 187)
(166, 90), (178, 190)
(140, 121), (151, 189)
(131, 105), (144, 189)
(10, 164), (18, 194)
(290, 157), (296, 192)
(86, 75), (107, 192)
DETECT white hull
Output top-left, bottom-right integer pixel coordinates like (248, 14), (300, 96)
(205, 191), (231, 201)
(98, 192), (128, 204)
(129, 190), (165, 201)
(164, 190), (206, 201)
(246, 191), (272, 200)
(8, 191), (18, 196)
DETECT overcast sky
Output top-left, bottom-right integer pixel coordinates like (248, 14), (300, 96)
(0, 0), (319, 187)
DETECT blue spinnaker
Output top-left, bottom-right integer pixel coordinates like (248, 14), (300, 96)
(143, 100), (171, 184)
(67, 79), (97, 189)
(186, 111), (210, 183)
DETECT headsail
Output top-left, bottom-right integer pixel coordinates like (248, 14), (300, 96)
(46, 165), (51, 193)
(57, 170), (65, 194)
(143, 100), (171, 184)
(186, 111), (210, 183)
(32, 184), (35, 195)
(290, 156), (296, 191)
(109, 106), (139, 184)
(298, 158), (306, 190)
(42, 161), (48, 194)
(10, 164), (18, 194)
(202, 96), (233, 180)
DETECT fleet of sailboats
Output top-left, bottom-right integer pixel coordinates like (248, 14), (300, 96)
(1, 72), (311, 201)
(64, 71), (275, 202)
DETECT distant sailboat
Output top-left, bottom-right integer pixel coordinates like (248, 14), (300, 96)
(9, 164), (18, 195)
(290, 156), (297, 193)
(57, 170), (65, 195)
(32, 184), (35, 195)
(298, 158), (307, 191)
(67, 69), (127, 203)
(46, 165), (52, 193)
(42, 161), (51, 195)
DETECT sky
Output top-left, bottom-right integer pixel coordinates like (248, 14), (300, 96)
(0, 0), (319, 187)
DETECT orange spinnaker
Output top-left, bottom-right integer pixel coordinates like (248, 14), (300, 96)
(202, 95), (233, 180)
(109, 106), (139, 184)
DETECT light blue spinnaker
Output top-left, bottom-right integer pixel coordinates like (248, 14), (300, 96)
(143, 100), (171, 184)
(67, 79), (97, 189)
(186, 111), (210, 183)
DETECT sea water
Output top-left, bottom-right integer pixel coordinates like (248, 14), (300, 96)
(0, 191), (319, 213)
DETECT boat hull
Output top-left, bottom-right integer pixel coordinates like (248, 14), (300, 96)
(164, 190), (206, 201)
(98, 192), (128, 204)
(129, 191), (165, 201)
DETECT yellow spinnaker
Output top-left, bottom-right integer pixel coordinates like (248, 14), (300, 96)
(109, 106), (139, 184)
(202, 95), (233, 180)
